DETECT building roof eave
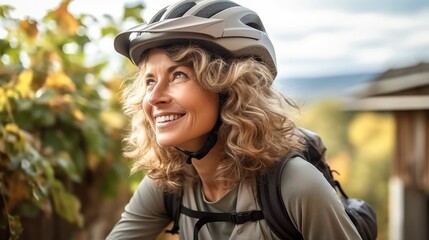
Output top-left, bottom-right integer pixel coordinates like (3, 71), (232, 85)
(358, 72), (429, 97)
(344, 95), (429, 111)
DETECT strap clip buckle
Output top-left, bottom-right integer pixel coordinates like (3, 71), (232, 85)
(230, 210), (263, 224)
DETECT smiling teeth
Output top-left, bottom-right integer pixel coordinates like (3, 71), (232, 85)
(156, 115), (183, 123)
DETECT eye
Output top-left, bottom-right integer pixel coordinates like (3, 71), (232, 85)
(172, 71), (189, 81)
(145, 79), (156, 91)
(146, 79), (155, 85)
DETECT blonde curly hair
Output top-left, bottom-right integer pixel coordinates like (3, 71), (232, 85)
(121, 44), (303, 193)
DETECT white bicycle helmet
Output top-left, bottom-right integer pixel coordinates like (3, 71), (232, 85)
(114, 0), (277, 77)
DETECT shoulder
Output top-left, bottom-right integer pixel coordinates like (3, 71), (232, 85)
(106, 176), (172, 239)
(280, 157), (334, 195)
(279, 156), (342, 211)
(130, 176), (166, 211)
(136, 176), (162, 195)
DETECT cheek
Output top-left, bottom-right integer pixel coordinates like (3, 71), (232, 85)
(193, 92), (219, 123)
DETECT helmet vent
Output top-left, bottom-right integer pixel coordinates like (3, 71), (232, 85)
(149, 7), (167, 23)
(195, 1), (238, 18)
(240, 14), (265, 32)
(165, 2), (196, 19)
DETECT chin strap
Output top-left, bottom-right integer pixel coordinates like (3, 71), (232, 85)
(175, 118), (222, 164)
(175, 93), (227, 164)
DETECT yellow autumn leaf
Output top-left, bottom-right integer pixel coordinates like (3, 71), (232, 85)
(16, 70), (34, 98)
(4, 123), (20, 133)
(44, 71), (76, 92)
(0, 88), (7, 112)
(100, 111), (126, 130)
(48, 51), (61, 65)
(72, 109), (85, 122)
(19, 18), (39, 39)
(51, 0), (79, 35)
(2, 123), (26, 150)
(6, 89), (19, 99)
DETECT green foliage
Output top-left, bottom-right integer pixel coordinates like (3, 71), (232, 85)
(123, 3), (145, 22)
(0, 1), (146, 238)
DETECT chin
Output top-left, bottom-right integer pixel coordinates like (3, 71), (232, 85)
(156, 137), (185, 148)
(156, 140), (176, 148)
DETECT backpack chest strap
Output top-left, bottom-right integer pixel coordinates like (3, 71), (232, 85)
(181, 205), (264, 240)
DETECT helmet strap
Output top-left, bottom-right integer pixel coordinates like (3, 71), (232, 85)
(175, 118), (222, 164)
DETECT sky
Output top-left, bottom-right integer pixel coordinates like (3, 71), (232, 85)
(3, 0), (429, 80)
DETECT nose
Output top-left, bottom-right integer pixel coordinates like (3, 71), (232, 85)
(146, 81), (171, 106)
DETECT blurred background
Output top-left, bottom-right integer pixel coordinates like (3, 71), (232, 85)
(1, 0), (428, 240)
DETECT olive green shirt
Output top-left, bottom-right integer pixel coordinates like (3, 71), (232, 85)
(107, 157), (362, 239)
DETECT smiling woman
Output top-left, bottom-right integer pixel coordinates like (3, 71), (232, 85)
(106, 0), (366, 239)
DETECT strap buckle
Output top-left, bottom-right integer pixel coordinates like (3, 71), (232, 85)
(230, 210), (264, 224)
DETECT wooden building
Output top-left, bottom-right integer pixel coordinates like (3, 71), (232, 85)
(346, 62), (429, 240)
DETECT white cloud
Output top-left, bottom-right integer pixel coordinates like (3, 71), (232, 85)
(263, 6), (429, 78)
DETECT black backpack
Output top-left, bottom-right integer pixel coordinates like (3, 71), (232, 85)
(164, 128), (378, 240)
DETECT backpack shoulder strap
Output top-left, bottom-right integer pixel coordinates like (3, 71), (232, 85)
(257, 150), (304, 240)
(164, 191), (182, 234)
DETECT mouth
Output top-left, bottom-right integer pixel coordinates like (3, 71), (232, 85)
(155, 114), (185, 124)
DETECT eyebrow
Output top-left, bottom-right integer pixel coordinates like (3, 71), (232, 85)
(144, 64), (181, 79)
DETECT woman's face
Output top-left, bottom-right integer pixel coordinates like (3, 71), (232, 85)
(142, 49), (219, 151)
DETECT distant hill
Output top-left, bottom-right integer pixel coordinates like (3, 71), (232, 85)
(275, 72), (379, 102)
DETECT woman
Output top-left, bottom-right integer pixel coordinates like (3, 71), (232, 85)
(107, 0), (362, 239)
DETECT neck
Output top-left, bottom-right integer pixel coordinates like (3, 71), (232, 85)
(191, 140), (229, 201)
